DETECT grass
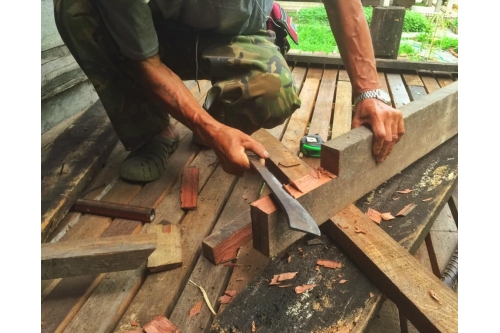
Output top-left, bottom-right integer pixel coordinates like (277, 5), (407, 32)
(286, 6), (457, 59)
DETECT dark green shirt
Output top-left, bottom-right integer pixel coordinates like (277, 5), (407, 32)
(96, 0), (273, 60)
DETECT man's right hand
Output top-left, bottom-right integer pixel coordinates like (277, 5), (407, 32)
(200, 124), (269, 177)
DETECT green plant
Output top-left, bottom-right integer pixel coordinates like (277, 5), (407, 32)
(438, 36), (458, 52)
(398, 43), (416, 56)
(363, 6), (373, 26)
(403, 10), (432, 32)
(289, 24), (337, 53)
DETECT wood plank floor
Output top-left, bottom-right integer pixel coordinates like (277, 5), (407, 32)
(41, 62), (458, 333)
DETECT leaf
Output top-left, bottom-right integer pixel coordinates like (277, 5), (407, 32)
(339, 279), (348, 284)
(381, 212), (395, 221)
(295, 284), (317, 294)
(189, 300), (203, 317)
(396, 189), (412, 194)
(366, 208), (382, 224)
(317, 259), (342, 269)
(396, 203), (417, 217)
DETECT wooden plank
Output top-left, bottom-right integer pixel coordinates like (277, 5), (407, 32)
(308, 66), (338, 142)
(41, 234), (157, 280)
(146, 224), (183, 273)
(213, 136), (457, 332)
(324, 205), (458, 333)
(386, 73), (411, 108)
(41, 100), (119, 242)
(419, 72), (442, 94)
(285, 53), (459, 73)
(265, 63), (308, 140)
(338, 69), (350, 82)
(181, 167), (199, 210)
(251, 82), (458, 257)
(113, 165), (236, 332)
(331, 81), (353, 139)
(434, 72), (455, 88)
(403, 73), (427, 102)
(402, 73), (425, 87)
(280, 65), (323, 156)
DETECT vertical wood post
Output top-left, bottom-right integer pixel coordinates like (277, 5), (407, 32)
(370, 6), (406, 59)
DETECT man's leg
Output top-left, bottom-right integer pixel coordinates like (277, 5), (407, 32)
(53, 0), (179, 182)
(199, 31), (302, 135)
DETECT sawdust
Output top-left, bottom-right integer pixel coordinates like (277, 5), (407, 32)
(313, 301), (324, 311)
(415, 164), (457, 194)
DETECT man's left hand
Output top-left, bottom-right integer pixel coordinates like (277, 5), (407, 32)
(352, 98), (405, 163)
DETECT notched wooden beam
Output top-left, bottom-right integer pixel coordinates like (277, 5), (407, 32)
(251, 82), (458, 258)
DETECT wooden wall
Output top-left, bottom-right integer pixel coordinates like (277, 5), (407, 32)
(41, 0), (99, 134)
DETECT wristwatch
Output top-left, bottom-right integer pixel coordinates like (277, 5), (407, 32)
(354, 89), (391, 106)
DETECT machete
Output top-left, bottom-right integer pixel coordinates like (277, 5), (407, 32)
(249, 158), (321, 236)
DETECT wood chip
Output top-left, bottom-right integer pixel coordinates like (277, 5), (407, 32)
(315, 265), (320, 271)
(224, 290), (237, 297)
(130, 321), (139, 327)
(428, 290), (441, 304)
(295, 284), (317, 294)
(277, 271), (298, 281)
(396, 189), (412, 194)
(355, 226), (367, 234)
(279, 284), (294, 288)
(337, 222), (349, 229)
(143, 315), (177, 333)
(370, 292), (375, 298)
(189, 300), (203, 317)
(422, 197), (432, 202)
(252, 321), (256, 332)
(365, 208), (382, 224)
(393, 197), (400, 200)
(396, 203), (417, 217)
(380, 212), (395, 221)
(307, 238), (324, 245)
(236, 278), (244, 281)
(317, 259), (342, 269)
(339, 279), (348, 284)
(218, 294), (233, 304)
(269, 274), (281, 285)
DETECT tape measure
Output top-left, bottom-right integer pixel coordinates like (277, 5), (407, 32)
(300, 134), (324, 158)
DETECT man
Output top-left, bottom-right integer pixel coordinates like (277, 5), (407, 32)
(54, 0), (404, 182)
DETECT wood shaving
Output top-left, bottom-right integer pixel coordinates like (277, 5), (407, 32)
(393, 197), (400, 200)
(269, 275), (281, 285)
(287, 255), (292, 263)
(337, 222), (349, 229)
(130, 321), (139, 327)
(143, 315), (177, 333)
(252, 321), (256, 332)
(242, 195), (248, 201)
(236, 278), (244, 281)
(369, 292), (375, 298)
(422, 197), (432, 202)
(338, 274), (342, 278)
(315, 265), (320, 271)
(366, 208), (382, 224)
(188, 280), (216, 315)
(218, 295), (233, 304)
(355, 226), (367, 234)
(339, 279), (348, 284)
(317, 259), (342, 269)
(279, 284), (294, 288)
(380, 212), (395, 221)
(189, 300), (203, 317)
(428, 290), (441, 304)
(224, 290), (237, 297)
(277, 272), (298, 281)
(295, 284), (317, 294)
(396, 203), (417, 217)
(396, 189), (412, 194)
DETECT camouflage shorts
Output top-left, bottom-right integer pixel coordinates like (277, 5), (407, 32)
(54, 0), (301, 150)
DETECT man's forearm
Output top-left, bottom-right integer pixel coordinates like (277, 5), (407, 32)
(322, 0), (380, 96)
(129, 54), (222, 147)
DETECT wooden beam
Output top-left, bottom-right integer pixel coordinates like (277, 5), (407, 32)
(146, 224), (183, 272)
(41, 233), (157, 280)
(285, 53), (458, 73)
(323, 205), (458, 333)
(251, 81), (458, 257)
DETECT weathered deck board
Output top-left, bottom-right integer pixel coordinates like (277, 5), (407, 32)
(40, 62), (458, 333)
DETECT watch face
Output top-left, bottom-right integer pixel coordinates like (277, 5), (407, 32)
(377, 90), (391, 104)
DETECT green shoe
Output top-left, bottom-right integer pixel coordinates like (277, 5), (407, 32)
(120, 135), (180, 182)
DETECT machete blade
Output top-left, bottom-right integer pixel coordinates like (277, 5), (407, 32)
(249, 159), (321, 236)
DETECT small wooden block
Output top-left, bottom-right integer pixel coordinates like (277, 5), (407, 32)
(181, 167), (199, 210)
(146, 224), (183, 272)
